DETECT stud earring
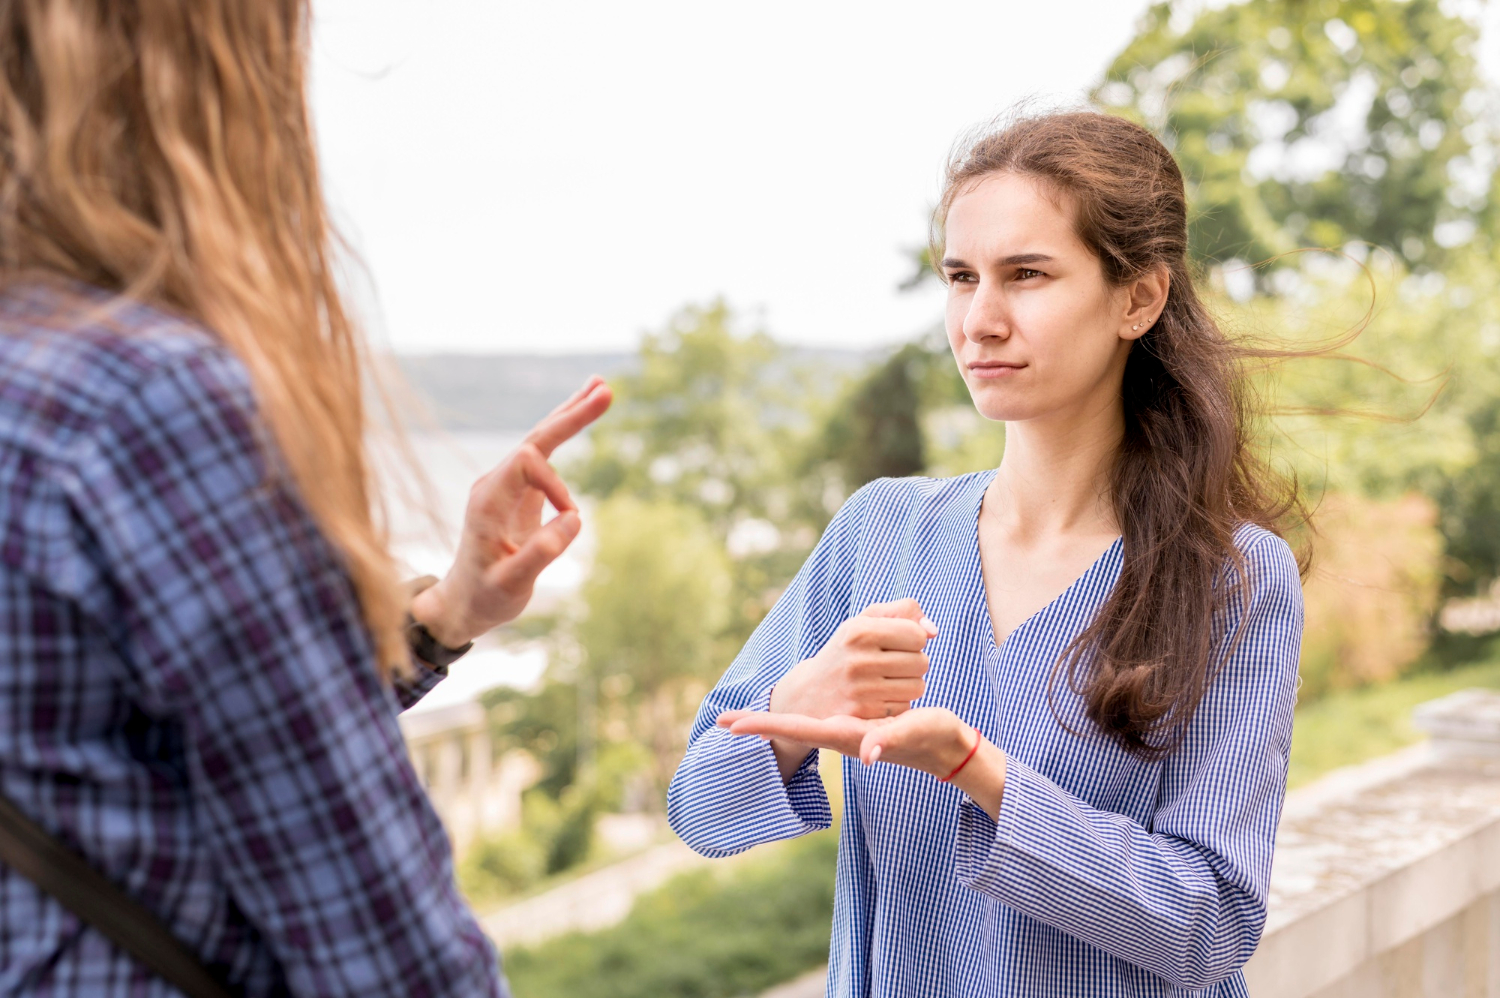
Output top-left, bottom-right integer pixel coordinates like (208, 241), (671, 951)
(1132, 323), (1140, 330)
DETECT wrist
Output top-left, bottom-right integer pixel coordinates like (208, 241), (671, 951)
(408, 581), (478, 650)
(949, 736), (1007, 822)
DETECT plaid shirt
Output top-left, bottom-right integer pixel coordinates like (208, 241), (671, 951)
(0, 283), (507, 997)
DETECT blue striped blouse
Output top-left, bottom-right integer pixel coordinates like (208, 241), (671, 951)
(667, 471), (1303, 998)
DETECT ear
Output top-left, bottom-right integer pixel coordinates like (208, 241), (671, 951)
(1120, 265), (1170, 341)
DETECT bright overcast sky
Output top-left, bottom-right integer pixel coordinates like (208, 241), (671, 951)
(309, 1), (1498, 356)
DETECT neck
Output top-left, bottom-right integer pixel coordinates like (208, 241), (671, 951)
(987, 392), (1124, 541)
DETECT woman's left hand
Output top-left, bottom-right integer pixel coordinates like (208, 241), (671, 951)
(410, 377), (613, 649)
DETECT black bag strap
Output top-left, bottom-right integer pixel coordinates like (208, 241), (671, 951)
(0, 791), (237, 998)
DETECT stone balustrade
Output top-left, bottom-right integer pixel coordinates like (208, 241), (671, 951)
(1243, 688), (1500, 997)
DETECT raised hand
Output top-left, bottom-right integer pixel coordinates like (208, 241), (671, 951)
(770, 598), (938, 721)
(754, 598), (937, 781)
(409, 377), (613, 649)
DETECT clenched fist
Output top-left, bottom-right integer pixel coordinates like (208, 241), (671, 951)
(762, 599), (937, 779)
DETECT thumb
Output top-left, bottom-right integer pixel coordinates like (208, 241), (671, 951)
(859, 598), (937, 637)
(488, 511), (581, 590)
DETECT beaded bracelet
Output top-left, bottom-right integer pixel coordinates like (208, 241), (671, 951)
(938, 728), (982, 783)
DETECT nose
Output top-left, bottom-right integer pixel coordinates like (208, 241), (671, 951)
(961, 279), (1010, 344)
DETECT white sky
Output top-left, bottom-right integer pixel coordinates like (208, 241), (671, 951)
(309, 0), (1156, 354)
(310, 1), (1500, 356)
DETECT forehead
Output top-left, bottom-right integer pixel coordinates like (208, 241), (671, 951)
(944, 172), (1084, 257)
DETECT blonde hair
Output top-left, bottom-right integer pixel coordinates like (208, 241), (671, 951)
(0, 0), (411, 675)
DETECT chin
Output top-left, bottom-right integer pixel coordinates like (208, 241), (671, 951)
(967, 384), (1038, 423)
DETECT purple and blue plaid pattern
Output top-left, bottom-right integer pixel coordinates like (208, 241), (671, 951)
(0, 283), (507, 997)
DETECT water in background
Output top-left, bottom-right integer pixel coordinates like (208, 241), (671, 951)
(384, 431), (589, 713)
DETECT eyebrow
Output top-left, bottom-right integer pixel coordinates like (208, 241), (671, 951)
(941, 253), (1055, 268)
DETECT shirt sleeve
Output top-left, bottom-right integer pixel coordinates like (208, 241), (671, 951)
(392, 659), (448, 712)
(665, 483), (877, 857)
(951, 534), (1303, 990)
(64, 347), (506, 998)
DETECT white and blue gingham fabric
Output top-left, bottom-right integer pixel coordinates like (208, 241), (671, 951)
(667, 471), (1303, 998)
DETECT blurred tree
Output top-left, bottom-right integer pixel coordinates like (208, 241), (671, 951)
(1096, 0), (1494, 276)
(576, 496), (731, 799)
(573, 301), (797, 534)
(819, 343), (927, 491)
(574, 300), (879, 643)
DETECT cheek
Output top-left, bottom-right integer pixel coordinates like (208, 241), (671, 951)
(1017, 289), (1119, 371)
(944, 291), (969, 346)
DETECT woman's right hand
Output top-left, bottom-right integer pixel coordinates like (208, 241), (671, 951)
(764, 599), (937, 780)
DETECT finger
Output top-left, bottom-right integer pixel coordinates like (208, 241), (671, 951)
(859, 721), (910, 765)
(716, 709), (757, 728)
(726, 714), (867, 756)
(874, 652), (929, 679)
(488, 444), (577, 516)
(525, 381), (614, 456)
(859, 598), (924, 622)
(546, 376), (606, 417)
(860, 599), (938, 637)
(847, 618), (930, 652)
(486, 510), (581, 590)
(877, 676), (926, 701)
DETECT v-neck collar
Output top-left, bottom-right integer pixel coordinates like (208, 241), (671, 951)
(957, 468), (1123, 657)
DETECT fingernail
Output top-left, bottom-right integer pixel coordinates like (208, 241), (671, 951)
(869, 745), (882, 763)
(920, 616), (937, 634)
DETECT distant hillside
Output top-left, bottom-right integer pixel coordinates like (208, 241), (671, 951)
(395, 348), (874, 431)
(396, 353), (637, 431)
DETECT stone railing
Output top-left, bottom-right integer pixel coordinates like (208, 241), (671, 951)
(1243, 688), (1500, 997)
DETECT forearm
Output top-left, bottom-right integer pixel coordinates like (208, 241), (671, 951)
(953, 757), (1262, 988)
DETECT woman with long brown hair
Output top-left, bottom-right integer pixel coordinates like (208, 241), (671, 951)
(0, 2), (607, 995)
(669, 110), (1305, 997)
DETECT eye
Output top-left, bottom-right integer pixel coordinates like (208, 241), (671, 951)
(945, 270), (978, 284)
(1015, 268), (1044, 281)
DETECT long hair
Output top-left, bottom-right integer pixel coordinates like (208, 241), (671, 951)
(930, 110), (1309, 756)
(0, 0), (411, 675)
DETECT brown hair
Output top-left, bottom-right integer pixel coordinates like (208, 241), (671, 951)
(931, 110), (1308, 756)
(0, 1), (412, 674)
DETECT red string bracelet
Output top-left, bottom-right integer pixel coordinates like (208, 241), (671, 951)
(938, 728), (981, 783)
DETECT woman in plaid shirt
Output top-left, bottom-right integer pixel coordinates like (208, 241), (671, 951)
(0, 2), (607, 995)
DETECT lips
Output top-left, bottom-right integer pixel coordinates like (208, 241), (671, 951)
(967, 362), (1026, 379)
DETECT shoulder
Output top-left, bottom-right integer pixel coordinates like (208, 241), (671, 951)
(1231, 524), (1302, 586)
(0, 281), (257, 463)
(1227, 524), (1304, 625)
(839, 471), (991, 529)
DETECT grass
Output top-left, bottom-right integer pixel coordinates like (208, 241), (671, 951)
(501, 831), (838, 998)
(1287, 649), (1500, 788)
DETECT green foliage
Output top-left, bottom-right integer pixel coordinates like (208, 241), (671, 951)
(459, 829), (545, 905)
(485, 681), (581, 798)
(1437, 396), (1500, 594)
(1234, 252), (1500, 594)
(579, 496), (731, 693)
(1098, 0), (1493, 273)
(577, 495), (732, 795)
(819, 343), (927, 490)
(457, 785), (601, 906)
(502, 833), (838, 998)
(573, 301), (800, 533)
(571, 300), (848, 643)
(1287, 643), (1500, 787)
